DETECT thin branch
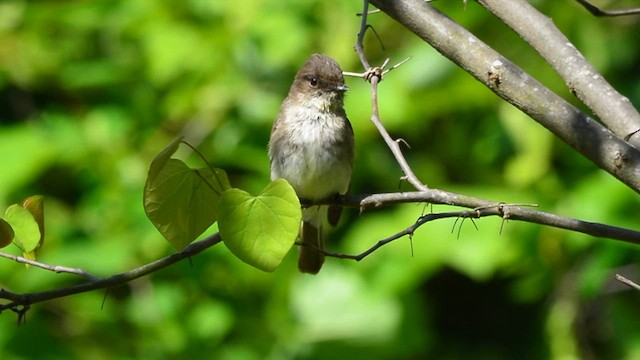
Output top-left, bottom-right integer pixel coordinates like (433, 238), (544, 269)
(324, 210), (466, 260)
(322, 191), (640, 245)
(369, 0), (640, 194)
(369, 75), (429, 190)
(0, 233), (222, 314)
(355, 0), (372, 70)
(0, 252), (99, 281)
(615, 274), (640, 291)
(478, 0), (640, 147)
(351, 0), (428, 191)
(323, 198), (640, 261)
(574, 0), (640, 17)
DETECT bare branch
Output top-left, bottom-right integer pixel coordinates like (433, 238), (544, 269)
(355, 0), (372, 70)
(478, 0), (640, 146)
(324, 195), (640, 261)
(574, 0), (640, 17)
(0, 252), (99, 281)
(0, 233), (222, 314)
(351, 0), (428, 191)
(321, 191), (640, 245)
(4, 187), (640, 319)
(369, 0), (640, 194)
(369, 75), (429, 190)
(324, 210), (467, 261)
(615, 274), (640, 291)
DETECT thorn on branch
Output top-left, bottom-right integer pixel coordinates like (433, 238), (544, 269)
(398, 176), (409, 190)
(624, 128), (640, 142)
(383, 57), (411, 76)
(356, 9), (381, 16)
(452, 211), (480, 240)
(467, 217), (479, 232)
(343, 57), (411, 84)
(396, 138), (411, 149)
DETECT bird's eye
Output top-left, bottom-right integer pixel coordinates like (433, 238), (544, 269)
(308, 77), (318, 87)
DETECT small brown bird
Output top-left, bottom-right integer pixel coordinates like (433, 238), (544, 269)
(268, 54), (354, 274)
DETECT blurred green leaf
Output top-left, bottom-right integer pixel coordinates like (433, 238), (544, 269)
(0, 218), (14, 248)
(219, 179), (301, 272)
(500, 103), (552, 187)
(21, 195), (44, 250)
(4, 204), (40, 254)
(1, 0), (639, 358)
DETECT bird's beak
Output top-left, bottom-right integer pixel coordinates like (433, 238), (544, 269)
(335, 84), (349, 92)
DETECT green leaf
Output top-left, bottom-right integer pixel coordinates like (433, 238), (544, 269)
(22, 195), (45, 250)
(219, 179), (301, 272)
(144, 157), (230, 250)
(147, 137), (182, 182)
(0, 218), (14, 249)
(5, 204), (41, 253)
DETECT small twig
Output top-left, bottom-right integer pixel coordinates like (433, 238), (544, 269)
(343, 57), (411, 82)
(615, 274), (640, 291)
(574, 0), (640, 17)
(350, 3), (425, 191)
(382, 56), (411, 76)
(323, 210), (476, 261)
(0, 251), (99, 281)
(370, 76), (429, 190)
(355, 0), (372, 70)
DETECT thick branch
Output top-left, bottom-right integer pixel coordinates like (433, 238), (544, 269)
(478, 0), (640, 146)
(369, 0), (640, 194)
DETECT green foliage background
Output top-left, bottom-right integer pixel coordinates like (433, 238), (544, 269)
(1, 0), (639, 359)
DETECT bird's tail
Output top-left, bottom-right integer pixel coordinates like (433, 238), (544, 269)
(298, 206), (325, 274)
(298, 220), (324, 274)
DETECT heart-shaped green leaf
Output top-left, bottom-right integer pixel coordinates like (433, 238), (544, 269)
(219, 179), (301, 272)
(144, 141), (230, 250)
(0, 218), (14, 249)
(5, 204), (41, 253)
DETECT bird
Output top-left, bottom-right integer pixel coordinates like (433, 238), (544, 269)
(268, 54), (355, 274)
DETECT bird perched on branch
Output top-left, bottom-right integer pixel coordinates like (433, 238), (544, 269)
(269, 54), (355, 274)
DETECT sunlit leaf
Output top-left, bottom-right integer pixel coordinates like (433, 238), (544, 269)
(147, 137), (182, 182)
(219, 179), (301, 272)
(0, 218), (14, 249)
(22, 195), (45, 250)
(5, 204), (41, 253)
(144, 154), (230, 250)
